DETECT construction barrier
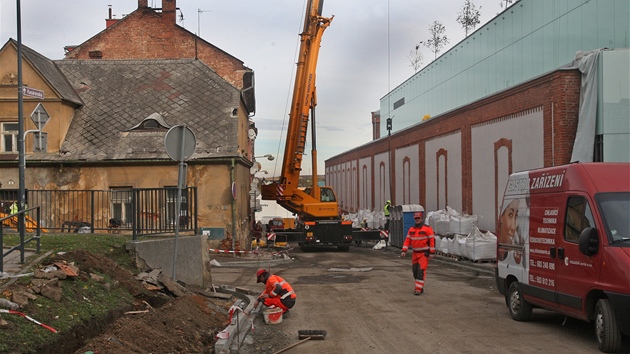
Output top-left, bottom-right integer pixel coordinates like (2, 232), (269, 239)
(208, 249), (252, 254)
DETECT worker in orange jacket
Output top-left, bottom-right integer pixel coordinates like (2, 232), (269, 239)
(400, 208), (435, 295)
(255, 269), (296, 314)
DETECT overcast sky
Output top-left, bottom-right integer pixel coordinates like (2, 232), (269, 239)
(1, 0), (513, 176)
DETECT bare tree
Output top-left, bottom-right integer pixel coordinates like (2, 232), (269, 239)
(408, 42), (424, 73)
(424, 21), (449, 60)
(457, 0), (482, 37)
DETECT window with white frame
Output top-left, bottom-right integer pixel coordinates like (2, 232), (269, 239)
(110, 187), (133, 225)
(2, 122), (19, 152)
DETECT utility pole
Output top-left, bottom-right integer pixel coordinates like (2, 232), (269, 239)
(16, 0), (27, 254)
(387, 116), (394, 212)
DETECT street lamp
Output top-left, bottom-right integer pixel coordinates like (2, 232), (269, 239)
(255, 154), (274, 161)
(386, 117), (393, 136)
(255, 170), (269, 176)
(387, 116), (394, 218)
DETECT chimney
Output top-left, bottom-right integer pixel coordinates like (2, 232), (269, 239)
(138, 0), (148, 8)
(162, 0), (176, 24)
(106, 5), (120, 28)
(372, 111), (381, 140)
(106, 18), (119, 28)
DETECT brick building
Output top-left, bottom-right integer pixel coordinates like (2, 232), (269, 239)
(0, 0), (259, 244)
(64, 0), (254, 113)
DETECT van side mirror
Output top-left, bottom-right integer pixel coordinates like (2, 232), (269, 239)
(578, 227), (599, 255)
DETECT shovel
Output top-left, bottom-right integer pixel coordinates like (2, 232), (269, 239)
(273, 330), (327, 354)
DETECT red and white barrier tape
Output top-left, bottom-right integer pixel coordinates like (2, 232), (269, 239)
(208, 249), (251, 254)
(358, 228), (389, 239)
(0, 309), (57, 333)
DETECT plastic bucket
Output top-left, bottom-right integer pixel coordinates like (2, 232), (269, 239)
(263, 307), (283, 324)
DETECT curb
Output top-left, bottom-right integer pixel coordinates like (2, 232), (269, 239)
(431, 255), (496, 276)
(213, 286), (259, 354)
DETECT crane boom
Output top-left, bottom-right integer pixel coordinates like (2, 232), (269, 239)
(261, 0), (339, 220)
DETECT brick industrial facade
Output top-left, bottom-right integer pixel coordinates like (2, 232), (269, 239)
(325, 69), (581, 232)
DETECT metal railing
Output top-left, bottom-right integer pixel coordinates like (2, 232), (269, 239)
(1, 206), (42, 273)
(0, 187), (198, 239)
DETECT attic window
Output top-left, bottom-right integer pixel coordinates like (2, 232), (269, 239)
(142, 119), (159, 129)
(89, 51), (103, 59)
(133, 119), (165, 131)
(128, 113), (170, 132)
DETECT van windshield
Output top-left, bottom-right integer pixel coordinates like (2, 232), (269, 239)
(596, 192), (630, 245)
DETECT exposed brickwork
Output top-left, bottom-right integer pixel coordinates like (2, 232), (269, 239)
(64, 2), (249, 90)
(326, 69), (581, 215)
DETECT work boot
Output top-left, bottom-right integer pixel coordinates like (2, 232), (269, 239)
(414, 291), (421, 296)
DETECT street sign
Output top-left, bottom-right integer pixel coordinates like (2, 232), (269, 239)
(30, 103), (50, 130)
(23, 86), (44, 99)
(164, 125), (196, 161)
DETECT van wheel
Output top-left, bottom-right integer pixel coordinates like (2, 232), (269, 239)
(508, 281), (532, 321)
(595, 299), (621, 353)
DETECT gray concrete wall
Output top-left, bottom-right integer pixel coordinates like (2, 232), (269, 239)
(126, 235), (212, 287)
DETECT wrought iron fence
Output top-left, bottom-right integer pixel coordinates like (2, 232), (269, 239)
(0, 187), (197, 238)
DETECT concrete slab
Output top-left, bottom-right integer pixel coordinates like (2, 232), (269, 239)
(126, 235), (212, 287)
(1, 247), (41, 275)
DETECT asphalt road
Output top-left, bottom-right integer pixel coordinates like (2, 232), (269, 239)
(211, 244), (629, 354)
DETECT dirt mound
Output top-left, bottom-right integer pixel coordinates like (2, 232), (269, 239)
(74, 295), (228, 353)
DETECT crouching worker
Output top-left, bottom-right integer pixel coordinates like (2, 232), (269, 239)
(255, 269), (296, 314)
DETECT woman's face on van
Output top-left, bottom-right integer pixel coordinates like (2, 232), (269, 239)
(500, 199), (520, 242)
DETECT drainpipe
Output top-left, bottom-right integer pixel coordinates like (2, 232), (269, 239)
(231, 158), (236, 256)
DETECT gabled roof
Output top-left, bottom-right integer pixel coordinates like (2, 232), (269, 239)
(52, 59), (242, 162)
(4, 39), (83, 105)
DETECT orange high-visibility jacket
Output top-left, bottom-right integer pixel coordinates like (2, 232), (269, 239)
(402, 225), (436, 262)
(263, 274), (296, 300)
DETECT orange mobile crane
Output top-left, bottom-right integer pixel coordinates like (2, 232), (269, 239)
(260, 0), (353, 251)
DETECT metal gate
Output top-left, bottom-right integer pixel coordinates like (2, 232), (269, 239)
(0, 187), (197, 238)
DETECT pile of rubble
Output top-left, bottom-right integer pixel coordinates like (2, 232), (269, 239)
(1, 261), (96, 310)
